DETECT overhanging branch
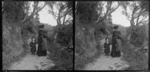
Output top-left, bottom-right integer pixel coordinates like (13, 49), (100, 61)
(22, 2), (47, 24)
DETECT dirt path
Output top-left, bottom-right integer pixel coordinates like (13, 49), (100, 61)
(9, 38), (55, 70)
(9, 54), (55, 70)
(84, 38), (130, 70)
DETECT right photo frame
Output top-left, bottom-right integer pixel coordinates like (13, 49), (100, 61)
(75, 1), (149, 70)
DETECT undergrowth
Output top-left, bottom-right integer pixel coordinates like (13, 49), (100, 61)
(47, 42), (73, 70)
(122, 43), (148, 70)
(75, 37), (103, 70)
(75, 50), (101, 70)
(3, 16), (33, 70)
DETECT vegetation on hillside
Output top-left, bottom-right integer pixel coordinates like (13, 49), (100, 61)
(3, 1), (73, 70)
(75, 1), (149, 70)
(45, 1), (73, 70)
(2, 1), (31, 70)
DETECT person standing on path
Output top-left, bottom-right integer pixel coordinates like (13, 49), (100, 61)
(42, 31), (48, 56)
(104, 38), (111, 56)
(110, 26), (122, 57)
(37, 30), (44, 56)
(30, 37), (36, 55)
(37, 30), (48, 56)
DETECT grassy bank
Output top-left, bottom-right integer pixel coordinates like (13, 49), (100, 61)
(3, 38), (29, 70)
(2, 15), (36, 70)
(75, 50), (102, 70)
(121, 43), (148, 70)
(2, 20), (29, 70)
(47, 42), (73, 70)
(75, 36), (104, 70)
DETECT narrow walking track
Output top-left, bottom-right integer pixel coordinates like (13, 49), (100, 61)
(9, 38), (55, 70)
(84, 38), (130, 70)
(9, 54), (55, 70)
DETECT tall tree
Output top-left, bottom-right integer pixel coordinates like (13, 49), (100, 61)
(121, 1), (149, 41)
(47, 1), (73, 42)
(76, 1), (98, 24)
(3, 1), (26, 22)
(95, 1), (120, 23)
(3, 1), (47, 25)
(22, 1), (47, 25)
(48, 1), (72, 26)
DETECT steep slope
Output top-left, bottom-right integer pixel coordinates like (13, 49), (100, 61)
(3, 21), (24, 70)
(75, 15), (99, 69)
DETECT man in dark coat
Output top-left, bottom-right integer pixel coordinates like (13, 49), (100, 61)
(110, 25), (122, 57)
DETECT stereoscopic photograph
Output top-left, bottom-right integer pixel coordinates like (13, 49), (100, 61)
(2, 0), (149, 71)
(75, 1), (149, 70)
(2, 1), (73, 70)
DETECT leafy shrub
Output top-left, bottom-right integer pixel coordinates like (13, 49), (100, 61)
(127, 25), (148, 47)
(47, 42), (73, 70)
(47, 24), (73, 70)
(2, 18), (28, 70)
(76, 2), (98, 23)
(56, 24), (73, 46)
(122, 43), (148, 70)
(3, 1), (25, 22)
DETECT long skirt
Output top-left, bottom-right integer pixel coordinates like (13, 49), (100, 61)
(110, 42), (121, 57)
(110, 49), (121, 57)
(31, 47), (36, 54)
(37, 44), (47, 56)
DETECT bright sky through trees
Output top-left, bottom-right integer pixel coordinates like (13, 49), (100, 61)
(38, 2), (72, 26)
(38, 2), (131, 27)
(111, 6), (131, 27)
(38, 5), (57, 26)
(29, 1), (148, 27)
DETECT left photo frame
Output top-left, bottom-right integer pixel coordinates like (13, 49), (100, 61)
(2, 1), (73, 70)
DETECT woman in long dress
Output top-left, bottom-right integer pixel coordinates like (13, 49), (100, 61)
(110, 26), (122, 57)
(37, 30), (47, 56)
(42, 37), (48, 56)
(37, 32), (44, 56)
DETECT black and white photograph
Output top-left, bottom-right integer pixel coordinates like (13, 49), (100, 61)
(2, 0), (150, 71)
(75, 1), (149, 70)
(2, 1), (73, 70)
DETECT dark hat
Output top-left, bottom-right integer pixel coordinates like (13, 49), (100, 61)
(113, 25), (118, 29)
(38, 25), (44, 28)
(32, 37), (35, 39)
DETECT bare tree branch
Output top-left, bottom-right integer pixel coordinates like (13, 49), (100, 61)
(22, 2), (47, 24)
(122, 1), (148, 27)
(62, 13), (67, 25)
(49, 10), (57, 19)
(95, 2), (111, 23)
(48, 2), (72, 26)
(136, 14), (140, 26)
(62, 7), (72, 25)
(109, 3), (120, 14)
(48, 3), (58, 20)
(95, 1), (120, 23)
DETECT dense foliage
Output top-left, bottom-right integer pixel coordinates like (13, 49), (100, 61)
(75, 1), (148, 70)
(3, 1), (26, 23)
(56, 24), (73, 46)
(76, 2), (98, 24)
(127, 24), (148, 47)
